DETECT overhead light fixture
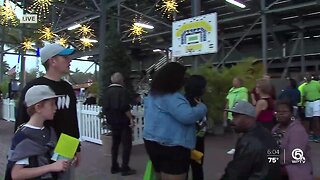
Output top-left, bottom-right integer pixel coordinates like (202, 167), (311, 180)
(134, 22), (154, 29)
(67, 24), (81, 30)
(226, 0), (246, 8)
(80, 38), (98, 43)
(153, 49), (162, 52)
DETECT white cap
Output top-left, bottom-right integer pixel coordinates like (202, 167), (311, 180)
(25, 85), (63, 107)
(40, 43), (75, 64)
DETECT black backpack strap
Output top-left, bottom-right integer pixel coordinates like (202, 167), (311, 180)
(27, 155), (39, 168)
(4, 161), (13, 180)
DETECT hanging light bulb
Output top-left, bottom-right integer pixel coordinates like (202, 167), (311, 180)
(29, 0), (65, 19)
(127, 16), (149, 43)
(0, 2), (18, 26)
(76, 24), (95, 38)
(78, 37), (94, 50)
(156, 0), (185, 19)
(21, 39), (33, 51)
(37, 25), (57, 41)
(57, 34), (69, 47)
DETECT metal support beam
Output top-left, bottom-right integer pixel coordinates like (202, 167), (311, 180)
(120, 5), (172, 28)
(71, 48), (99, 59)
(84, 62), (96, 73)
(219, 13), (259, 23)
(3, 46), (20, 53)
(218, 1), (318, 23)
(267, 59), (320, 69)
(220, 38), (243, 58)
(108, 15), (132, 23)
(270, 31), (282, 51)
(91, 0), (101, 11)
(98, 0), (107, 102)
(217, 17), (261, 68)
(117, 2), (121, 33)
(53, 1), (66, 30)
(199, 55), (209, 62)
(261, 0), (268, 73)
(0, 27), (4, 82)
(212, 42), (224, 63)
(222, 19), (320, 40)
(191, 0), (201, 71)
(191, 0), (201, 16)
(51, 5), (57, 30)
(266, 0), (281, 10)
(53, 14), (100, 33)
(19, 1), (26, 89)
(300, 30), (306, 74)
(95, 63), (98, 80)
(122, 31), (171, 42)
(270, 30), (286, 66)
(54, 3), (100, 15)
(3, 52), (39, 57)
(267, 1), (318, 13)
(54, 0), (130, 32)
(281, 38), (301, 79)
(106, 0), (127, 9)
(145, 0), (161, 15)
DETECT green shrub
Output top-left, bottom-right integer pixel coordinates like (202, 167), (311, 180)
(188, 57), (263, 126)
(0, 78), (9, 96)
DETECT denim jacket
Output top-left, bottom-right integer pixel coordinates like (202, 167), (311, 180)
(143, 92), (207, 149)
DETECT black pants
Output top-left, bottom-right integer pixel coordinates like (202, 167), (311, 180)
(111, 126), (132, 169)
(144, 139), (191, 174)
(190, 136), (205, 180)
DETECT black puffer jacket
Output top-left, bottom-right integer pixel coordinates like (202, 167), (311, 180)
(221, 124), (281, 180)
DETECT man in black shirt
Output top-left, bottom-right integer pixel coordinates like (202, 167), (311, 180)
(102, 72), (136, 176)
(221, 101), (281, 180)
(15, 43), (80, 179)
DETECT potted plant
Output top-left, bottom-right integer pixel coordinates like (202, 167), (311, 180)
(188, 58), (263, 135)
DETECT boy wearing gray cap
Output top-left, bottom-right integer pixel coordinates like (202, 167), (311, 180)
(5, 85), (69, 180)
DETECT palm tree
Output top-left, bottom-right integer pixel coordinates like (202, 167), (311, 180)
(1, 60), (10, 73)
(1, 23), (42, 87)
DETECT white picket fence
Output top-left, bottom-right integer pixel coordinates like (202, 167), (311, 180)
(1, 98), (145, 145)
(2, 99), (16, 122)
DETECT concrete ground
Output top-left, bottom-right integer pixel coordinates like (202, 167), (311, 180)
(1, 119), (319, 180)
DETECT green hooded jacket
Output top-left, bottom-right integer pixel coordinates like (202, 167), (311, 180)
(226, 87), (249, 120)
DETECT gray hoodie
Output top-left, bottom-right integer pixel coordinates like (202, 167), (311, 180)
(7, 126), (56, 179)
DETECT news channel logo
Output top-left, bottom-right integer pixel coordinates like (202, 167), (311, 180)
(291, 148), (306, 164)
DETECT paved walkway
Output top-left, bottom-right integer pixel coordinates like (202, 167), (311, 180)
(1, 119), (320, 180)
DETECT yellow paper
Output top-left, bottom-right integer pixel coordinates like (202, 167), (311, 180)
(191, 150), (203, 164)
(54, 133), (80, 159)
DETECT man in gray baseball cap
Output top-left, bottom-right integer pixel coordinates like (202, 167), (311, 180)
(221, 100), (281, 180)
(40, 43), (75, 64)
(224, 100), (256, 133)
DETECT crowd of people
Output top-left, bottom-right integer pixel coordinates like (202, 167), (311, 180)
(2, 43), (317, 180)
(143, 62), (316, 180)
